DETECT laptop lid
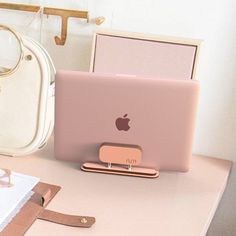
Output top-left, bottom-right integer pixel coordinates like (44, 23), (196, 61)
(55, 71), (199, 171)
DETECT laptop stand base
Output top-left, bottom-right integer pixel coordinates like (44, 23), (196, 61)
(81, 162), (159, 178)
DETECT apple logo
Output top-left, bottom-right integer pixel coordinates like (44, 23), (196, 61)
(115, 114), (130, 131)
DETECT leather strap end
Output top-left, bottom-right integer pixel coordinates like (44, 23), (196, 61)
(41, 189), (52, 207)
(38, 209), (95, 228)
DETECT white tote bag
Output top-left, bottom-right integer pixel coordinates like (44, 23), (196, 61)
(0, 25), (55, 156)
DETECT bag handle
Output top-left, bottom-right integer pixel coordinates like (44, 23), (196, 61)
(0, 25), (24, 77)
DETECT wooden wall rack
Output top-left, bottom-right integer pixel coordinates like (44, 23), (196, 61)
(0, 2), (105, 45)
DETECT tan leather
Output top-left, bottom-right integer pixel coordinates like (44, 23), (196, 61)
(0, 201), (42, 236)
(38, 209), (95, 228)
(0, 182), (95, 236)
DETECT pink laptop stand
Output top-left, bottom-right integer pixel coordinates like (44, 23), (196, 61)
(81, 143), (159, 178)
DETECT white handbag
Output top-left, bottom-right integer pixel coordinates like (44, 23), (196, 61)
(0, 25), (55, 156)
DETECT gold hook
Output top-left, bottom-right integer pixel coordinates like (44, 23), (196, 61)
(43, 7), (88, 46)
(0, 3), (89, 46)
(0, 3), (105, 46)
(95, 16), (106, 25)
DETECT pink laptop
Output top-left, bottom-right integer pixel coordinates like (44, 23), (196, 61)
(55, 71), (199, 172)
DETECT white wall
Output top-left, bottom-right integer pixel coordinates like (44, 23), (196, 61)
(1, 0), (236, 235)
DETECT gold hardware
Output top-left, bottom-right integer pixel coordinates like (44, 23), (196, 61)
(0, 3), (40, 12)
(80, 218), (88, 224)
(0, 66), (11, 73)
(0, 25), (24, 77)
(95, 16), (106, 25)
(25, 54), (33, 61)
(0, 2), (105, 46)
(43, 7), (88, 46)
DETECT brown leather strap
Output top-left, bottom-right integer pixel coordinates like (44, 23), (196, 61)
(38, 209), (95, 228)
(32, 189), (52, 207)
(41, 189), (52, 206)
(1, 182), (95, 236)
(0, 201), (42, 236)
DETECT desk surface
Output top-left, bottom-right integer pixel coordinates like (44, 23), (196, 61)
(0, 138), (232, 236)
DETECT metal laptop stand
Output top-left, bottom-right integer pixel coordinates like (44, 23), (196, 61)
(81, 143), (159, 178)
